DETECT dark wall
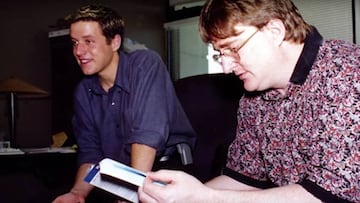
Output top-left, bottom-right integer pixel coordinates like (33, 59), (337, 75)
(0, 0), (168, 147)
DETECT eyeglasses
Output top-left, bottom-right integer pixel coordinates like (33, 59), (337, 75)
(212, 30), (259, 63)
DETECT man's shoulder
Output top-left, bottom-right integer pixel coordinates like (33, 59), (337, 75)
(121, 49), (165, 73)
(125, 49), (161, 61)
(315, 39), (360, 75)
(321, 39), (360, 58)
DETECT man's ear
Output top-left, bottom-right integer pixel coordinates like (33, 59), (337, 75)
(265, 19), (286, 46)
(112, 34), (121, 51)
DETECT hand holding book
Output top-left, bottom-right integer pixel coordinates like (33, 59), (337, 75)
(84, 158), (165, 203)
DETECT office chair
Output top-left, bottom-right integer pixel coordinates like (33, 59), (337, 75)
(174, 73), (244, 182)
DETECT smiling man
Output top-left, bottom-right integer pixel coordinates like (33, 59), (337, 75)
(52, 4), (196, 203)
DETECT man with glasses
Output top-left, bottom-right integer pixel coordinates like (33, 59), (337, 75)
(138, 0), (360, 202)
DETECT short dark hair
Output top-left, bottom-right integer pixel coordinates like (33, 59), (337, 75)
(66, 4), (125, 44)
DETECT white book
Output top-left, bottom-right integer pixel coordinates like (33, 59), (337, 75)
(85, 158), (165, 203)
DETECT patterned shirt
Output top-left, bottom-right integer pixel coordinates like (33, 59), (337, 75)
(225, 28), (360, 202)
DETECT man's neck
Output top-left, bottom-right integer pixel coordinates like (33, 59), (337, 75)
(274, 41), (305, 91)
(99, 53), (120, 92)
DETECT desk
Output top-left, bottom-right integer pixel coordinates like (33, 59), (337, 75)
(0, 150), (77, 203)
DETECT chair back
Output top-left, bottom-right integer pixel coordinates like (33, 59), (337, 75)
(174, 73), (244, 182)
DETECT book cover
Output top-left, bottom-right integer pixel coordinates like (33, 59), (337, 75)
(84, 158), (147, 203)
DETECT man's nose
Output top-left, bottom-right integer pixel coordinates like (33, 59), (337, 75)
(74, 43), (86, 56)
(221, 58), (235, 74)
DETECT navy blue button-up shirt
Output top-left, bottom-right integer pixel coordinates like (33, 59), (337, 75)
(72, 49), (196, 166)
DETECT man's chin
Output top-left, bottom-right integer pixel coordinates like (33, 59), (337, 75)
(81, 67), (96, 75)
(243, 81), (258, 92)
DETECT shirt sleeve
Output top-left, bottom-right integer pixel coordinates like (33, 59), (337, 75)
(125, 50), (173, 151)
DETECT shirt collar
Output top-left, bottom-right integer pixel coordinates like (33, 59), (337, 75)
(261, 27), (323, 101)
(114, 51), (130, 93)
(88, 51), (130, 94)
(289, 27), (323, 85)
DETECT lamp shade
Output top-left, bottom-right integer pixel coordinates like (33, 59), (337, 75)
(0, 77), (48, 95)
(0, 77), (48, 148)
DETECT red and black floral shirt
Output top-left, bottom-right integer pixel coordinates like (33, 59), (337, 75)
(225, 28), (360, 202)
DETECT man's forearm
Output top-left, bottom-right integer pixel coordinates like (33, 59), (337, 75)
(70, 163), (95, 198)
(205, 176), (321, 203)
(206, 183), (321, 203)
(131, 143), (156, 172)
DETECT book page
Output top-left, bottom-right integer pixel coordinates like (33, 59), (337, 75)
(99, 158), (146, 187)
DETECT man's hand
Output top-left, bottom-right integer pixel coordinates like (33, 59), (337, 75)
(52, 163), (94, 203)
(52, 191), (85, 203)
(138, 170), (207, 203)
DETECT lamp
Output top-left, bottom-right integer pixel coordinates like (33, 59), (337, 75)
(0, 77), (48, 148)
